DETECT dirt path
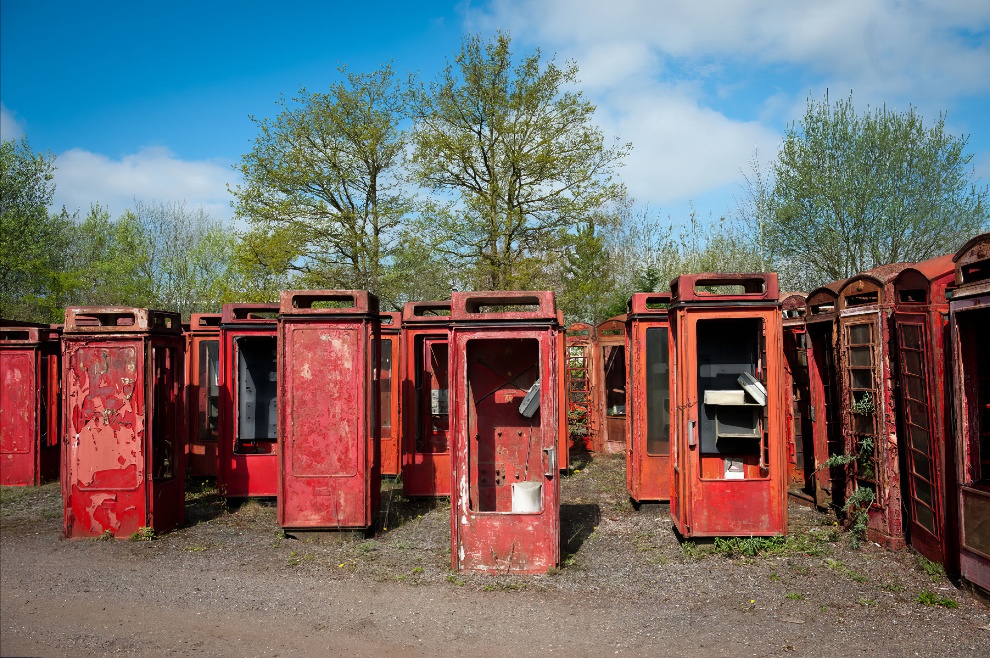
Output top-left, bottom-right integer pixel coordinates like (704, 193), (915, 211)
(2, 456), (988, 657)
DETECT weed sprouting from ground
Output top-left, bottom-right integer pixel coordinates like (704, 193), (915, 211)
(824, 558), (868, 583)
(916, 555), (945, 581)
(129, 526), (154, 541)
(681, 531), (835, 560)
(916, 590), (959, 608)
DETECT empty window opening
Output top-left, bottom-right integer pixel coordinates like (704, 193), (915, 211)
(604, 345), (626, 417)
(380, 339), (393, 436)
(235, 335), (278, 453)
(417, 338), (448, 454)
(645, 327), (670, 456)
(197, 339), (220, 442)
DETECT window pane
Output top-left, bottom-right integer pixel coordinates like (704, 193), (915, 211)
(849, 346), (872, 367)
(645, 327), (670, 456)
(849, 324), (872, 345)
(902, 351), (922, 377)
(900, 324), (922, 350)
(851, 368), (873, 389)
(910, 425), (930, 455)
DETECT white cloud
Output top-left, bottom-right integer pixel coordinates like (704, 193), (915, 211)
(52, 146), (239, 222)
(1, 102), (25, 142)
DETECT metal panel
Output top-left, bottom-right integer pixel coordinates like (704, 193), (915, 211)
(184, 313), (221, 477)
(378, 312), (402, 477)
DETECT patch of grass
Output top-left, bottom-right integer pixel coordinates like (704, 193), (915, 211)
(129, 526), (154, 541)
(786, 592), (804, 600)
(769, 572), (780, 582)
(446, 574), (465, 586)
(481, 581), (524, 592)
(824, 558), (868, 583)
(357, 541), (377, 553)
(392, 540), (412, 550)
(857, 598), (878, 607)
(916, 590), (958, 608)
(412, 566), (424, 574)
(93, 529), (115, 542)
(702, 533), (832, 559)
(916, 555), (945, 581)
(881, 582), (906, 593)
(0, 486), (34, 506)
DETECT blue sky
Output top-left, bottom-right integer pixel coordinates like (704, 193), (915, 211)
(2, 0), (988, 228)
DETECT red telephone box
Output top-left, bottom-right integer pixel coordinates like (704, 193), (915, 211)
(1, 321), (61, 486)
(564, 323), (597, 455)
(277, 290), (380, 531)
(804, 281), (848, 510)
(594, 315), (628, 453)
(184, 313), (221, 477)
(449, 291), (561, 573)
(837, 263), (913, 548)
(626, 293), (672, 503)
(669, 274), (787, 538)
(948, 232), (990, 592)
(61, 307), (185, 538)
(892, 254), (957, 574)
(378, 312), (402, 477)
(781, 293), (818, 505)
(217, 303), (280, 499)
(400, 300), (452, 496)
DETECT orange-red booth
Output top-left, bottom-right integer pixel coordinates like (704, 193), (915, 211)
(594, 316), (628, 454)
(184, 313), (221, 477)
(780, 293), (817, 505)
(378, 311), (402, 477)
(564, 323), (596, 456)
(668, 274), (787, 538)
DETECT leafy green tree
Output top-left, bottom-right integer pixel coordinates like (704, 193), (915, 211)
(231, 65), (409, 298)
(0, 137), (71, 321)
(750, 93), (988, 288)
(407, 33), (630, 291)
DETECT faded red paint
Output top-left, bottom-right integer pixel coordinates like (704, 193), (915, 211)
(837, 263), (913, 549)
(217, 303), (280, 498)
(449, 291), (561, 574)
(780, 293), (819, 506)
(378, 312), (402, 477)
(1, 321), (61, 486)
(892, 255), (957, 574)
(626, 293), (672, 502)
(400, 301), (452, 497)
(949, 232), (990, 592)
(184, 313), (221, 477)
(594, 315), (628, 454)
(277, 290), (380, 530)
(61, 307), (185, 539)
(668, 274), (787, 537)
(564, 323), (596, 455)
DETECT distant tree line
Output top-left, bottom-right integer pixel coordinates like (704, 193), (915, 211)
(2, 34), (987, 325)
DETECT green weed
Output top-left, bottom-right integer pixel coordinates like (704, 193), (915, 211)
(916, 590), (958, 608)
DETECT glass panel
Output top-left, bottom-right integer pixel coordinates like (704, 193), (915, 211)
(850, 368), (873, 389)
(904, 374), (924, 401)
(900, 324), (922, 350)
(854, 413), (874, 434)
(198, 339), (220, 441)
(849, 346), (872, 367)
(235, 335), (278, 452)
(912, 451), (932, 480)
(909, 401), (930, 429)
(379, 340), (393, 431)
(910, 425), (930, 455)
(914, 477), (933, 507)
(645, 327), (670, 456)
(849, 323), (872, 345)
(914, 501), (936, 534)
(604, 346), (626, 416)
(902, 351), (922, 377)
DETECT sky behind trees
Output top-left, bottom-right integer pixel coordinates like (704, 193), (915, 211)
(1, 0), (988, 227)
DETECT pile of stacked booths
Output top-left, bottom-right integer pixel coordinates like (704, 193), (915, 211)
(1, 231), (988, 585)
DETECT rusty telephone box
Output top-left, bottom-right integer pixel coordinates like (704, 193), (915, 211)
(378, 312), (402, 477)
(564, 323), (597, 455)
(626, 293), (672, 503)
(277, 290), (380, 531)
(836, 263), (912, 548)
(804, 281), (848, 510)
(217, 303), (280, 499)
(948, 232), (990, 592)
(449, 291), (561, 573)
(892, 254), (957, 574)
(400, 300), (452, 497)
(669, 274), (787, 538)
(594, 315), (628, 453)
(184, 313), (221, 477)
(1, 321), (61, 486)
(61, 307), (185, 538)
(780, 293), (817, 505)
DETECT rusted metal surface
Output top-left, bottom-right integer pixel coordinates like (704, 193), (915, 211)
(949, 232), (990, 592)
(626, 293), (672, 502)
(668, 274), (787, 537)
(1, 322), (61, 486)
(184, 313), (221, 477)
(449, 291), (561, 574)
(61, 307), (184, 538)
(836, 263), (913, 549)
(779, 293), (818, 506)
(564, 322), (596, 455)
(277, 290), (380, 530)
(892, 254), (958, 574)
(594, 315), (628, 454)
(400, 300), (452, 497)
(378, 312), (402, 477)
(217, 303), (280, 498)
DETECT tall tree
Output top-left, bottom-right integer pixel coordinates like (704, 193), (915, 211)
(231, 65), (409, 301)
(750, 93), (988, 288)
(0, 136), (71, 321)
(407, 33), (630, 291)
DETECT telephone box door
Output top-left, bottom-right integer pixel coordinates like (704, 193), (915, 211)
(628, 318), (673, 502)
(451, 325), (560, 574)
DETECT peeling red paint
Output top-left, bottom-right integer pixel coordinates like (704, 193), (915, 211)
(564, 322), (596, 455)
(378, 312), (402, 477)
(277, 290), (380, 531)
(594, 316), (627, 454)
(61, 307), (184, 539)
(184, 313), (221, 477)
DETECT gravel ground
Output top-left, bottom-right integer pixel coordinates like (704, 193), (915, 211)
(1, 454), (988, 657)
